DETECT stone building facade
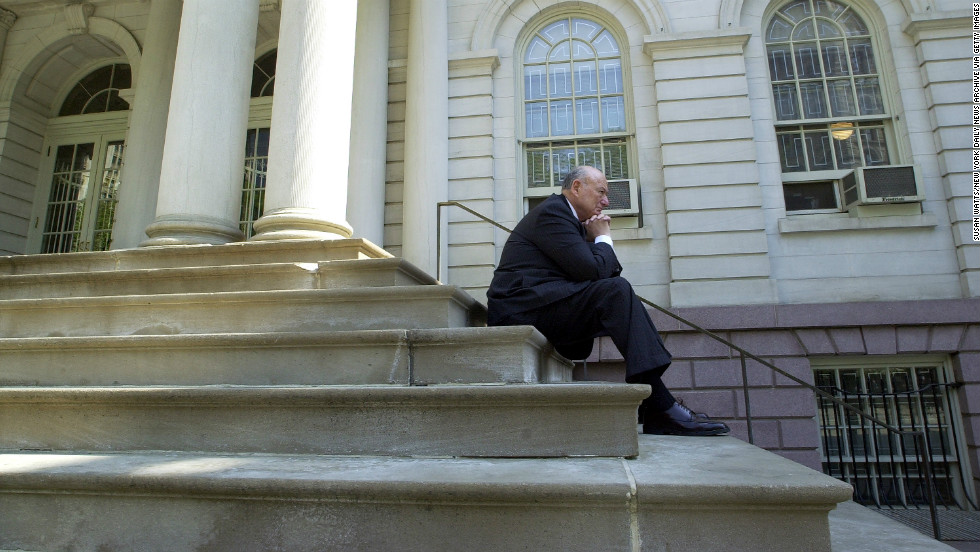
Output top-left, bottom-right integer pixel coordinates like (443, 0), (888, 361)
(0, 0), (975, 508)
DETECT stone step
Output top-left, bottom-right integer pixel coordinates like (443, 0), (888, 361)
(0, 238), (391, 275)
(0, 258), (435, 300)
(0, 383), (646, 458)
(0, 286), (485, 338)
(0, 437), (854, 551)
(0, 326), (572, 386)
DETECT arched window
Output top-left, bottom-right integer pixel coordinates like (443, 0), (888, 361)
(765, 0), (891, 212)
(521, 16), (633, 211)
(250, 49), (276, 98)
(58, 64), (131, 116)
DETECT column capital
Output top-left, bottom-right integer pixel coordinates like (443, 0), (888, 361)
(0, 7), (17, 30)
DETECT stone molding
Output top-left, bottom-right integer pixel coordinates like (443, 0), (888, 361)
(902, 9), (971, 39)
(449, 50), (499, 77)
(64, 2), (95, 35)
(643, 27), (752, 60)
(0, 7), (17, 30)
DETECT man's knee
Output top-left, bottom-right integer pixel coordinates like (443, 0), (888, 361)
(592, 276), (633, 299)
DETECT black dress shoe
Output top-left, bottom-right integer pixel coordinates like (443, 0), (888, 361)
(642, 401), (730, 436)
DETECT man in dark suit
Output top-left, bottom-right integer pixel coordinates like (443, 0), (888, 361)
(488, 165), (729, 436)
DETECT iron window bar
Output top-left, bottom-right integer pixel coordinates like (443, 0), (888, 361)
(436, 200), (967, 540)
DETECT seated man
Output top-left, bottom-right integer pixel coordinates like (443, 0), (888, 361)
(487, 165), (729, 436)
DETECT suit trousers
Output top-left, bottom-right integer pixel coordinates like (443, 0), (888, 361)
(497, 277), (676, 413)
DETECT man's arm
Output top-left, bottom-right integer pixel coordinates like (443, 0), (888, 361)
(523, 206), (621, 282)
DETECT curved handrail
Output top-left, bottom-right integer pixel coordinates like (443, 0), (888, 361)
(436, 200), (957, 539)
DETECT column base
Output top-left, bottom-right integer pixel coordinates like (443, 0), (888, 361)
(249, 207), (353, 242)
(141, 215), (244, 247)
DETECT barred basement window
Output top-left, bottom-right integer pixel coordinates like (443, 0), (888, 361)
(814, 360), (976, 510)
(764, 0), (893, 213)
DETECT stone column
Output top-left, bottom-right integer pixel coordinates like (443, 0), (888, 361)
(142, 0), (259, 246)
(345, 0), (390, 248)
(250, 0), (358, 241)
(401, 0), (449, 276)
(111, 0), (181, 250)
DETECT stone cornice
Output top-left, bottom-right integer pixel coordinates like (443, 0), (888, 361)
(449, 49), (499, 77)
(643, 27), (752, 61)
(902, 9), (971, 39)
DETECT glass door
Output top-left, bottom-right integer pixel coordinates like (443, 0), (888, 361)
(33, 135), (125, 253)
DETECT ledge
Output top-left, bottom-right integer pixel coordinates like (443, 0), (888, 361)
(612, 226), (655, 241)
(777, 212), (937, 234)
(643, 27), (752, 60)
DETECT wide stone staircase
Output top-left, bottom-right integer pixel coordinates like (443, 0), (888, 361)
(0, 239), (853, 551)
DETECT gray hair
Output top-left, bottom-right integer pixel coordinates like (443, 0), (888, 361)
(560, 166), (600, 189)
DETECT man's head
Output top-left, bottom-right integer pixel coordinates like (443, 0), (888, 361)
(560, 166), (609, 221)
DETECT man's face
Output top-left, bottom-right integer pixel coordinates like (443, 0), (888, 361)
(571, 171), (610, 220)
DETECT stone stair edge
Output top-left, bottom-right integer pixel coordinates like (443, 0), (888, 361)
(0, 326), (546, 351)
(0, 285), (483, 310)
(0, 257), (434, 285)
(0, 238), (392, 275)
(0, 437), (853, 508)
(0, 451), (633, 505)
(0, 382), (650, 406)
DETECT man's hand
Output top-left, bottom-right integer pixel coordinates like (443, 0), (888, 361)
(583, 214), (612, 240)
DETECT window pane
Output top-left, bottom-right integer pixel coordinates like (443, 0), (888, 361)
(784, 181), (838, 211)
(549, 41), (570, 62)
(574, 62), (598, 95)
(571, 39), (593, 61)
(767, 18), (793, 42)
(827, 79), (856, 116)
(849, 39), (876, 74)
(814, 0), (847, 19)
(593, 30), (619, 56)
(799, 81), (828, 118)
(551, 145), (576, 182)
(816, 19), (842, 39)
(780, 1), (810, 23)
(839, 11), (869, 36)
(597, 59), (622, 94)
(795, 44), (822, 79)
(777, 132), (808, 172)
(768, 45), (796, 81)
(541, 20), (570, 42)
(805, 130), (834, 170)
(526, 148), (552, 188)
(571, 18), (600, 40)
(550, 100), (575, 135)
(773, 84), (800, 120)
(576, 142), (602, 167)
(822, 41), (849, 77)
(600, 96), (626, 132)
(575, 97), (600, 134)
(525, 102), (549, 137)
(855, 78), (884, 114)
(860, 127), (890, 165)
(526, 36), (550, 63)
(604, 141), (628, 179)
(793, 20), (816, 41)
(549, 63), (572, 98)
(833, 130), (862, 169)
(525, 66), (548, 100)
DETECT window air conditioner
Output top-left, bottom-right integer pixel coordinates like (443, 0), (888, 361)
(604, 178), (639, 216)
(840, 165), (923, 209)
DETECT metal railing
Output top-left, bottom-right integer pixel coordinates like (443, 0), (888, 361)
(435, 200), (976, 540)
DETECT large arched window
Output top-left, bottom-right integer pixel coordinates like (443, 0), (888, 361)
(32, 64), (130, 253)
(765, 0), (892, 212)
(520, 16), (635, 213)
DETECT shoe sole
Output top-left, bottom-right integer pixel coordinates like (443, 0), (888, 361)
(641, 427), (730, 437)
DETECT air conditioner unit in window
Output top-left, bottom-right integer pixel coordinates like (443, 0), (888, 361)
(841, 165), (923, 209)
(603, 178), (639, 216)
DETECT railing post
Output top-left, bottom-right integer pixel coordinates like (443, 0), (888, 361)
(915, 430), (942, 540)
(740, 352), (753, 445)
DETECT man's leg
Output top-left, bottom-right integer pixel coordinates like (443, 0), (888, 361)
(502, 277), (729, 436)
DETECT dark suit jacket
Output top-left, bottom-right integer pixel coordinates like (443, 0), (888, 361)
(487, 193), (622, 325)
